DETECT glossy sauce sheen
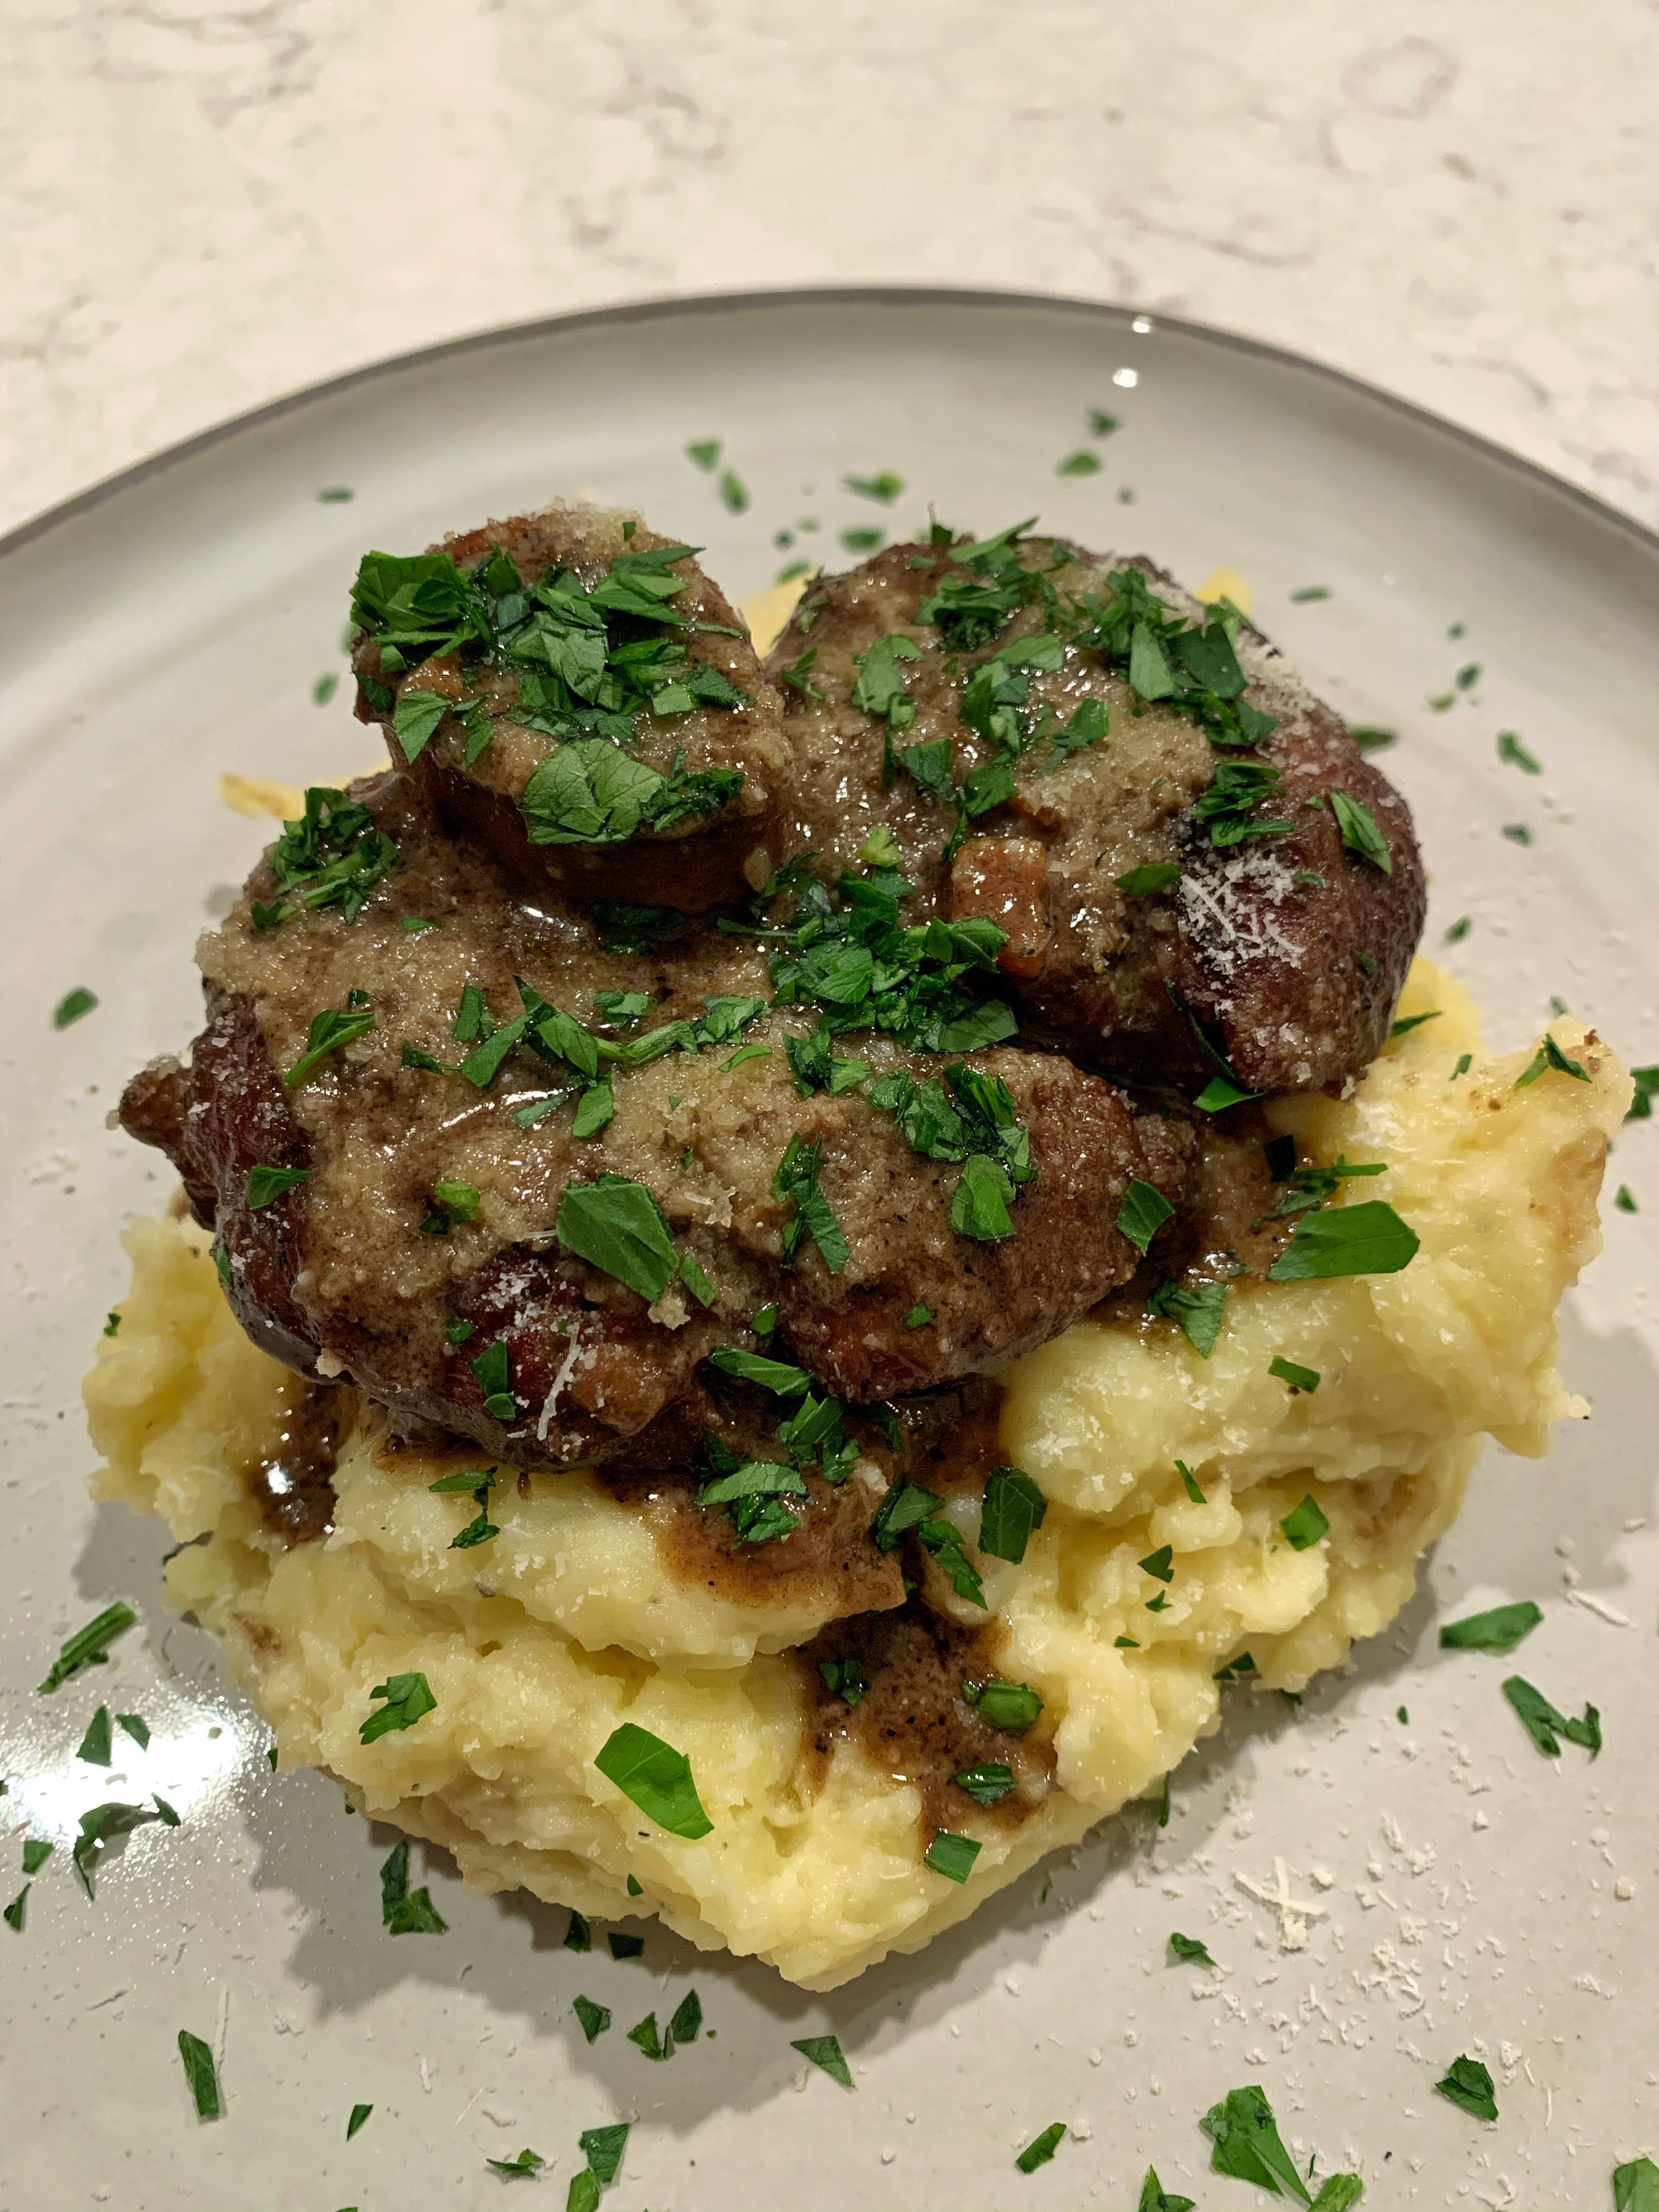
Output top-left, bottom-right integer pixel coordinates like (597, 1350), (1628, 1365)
(249, 1378), (352, 1544)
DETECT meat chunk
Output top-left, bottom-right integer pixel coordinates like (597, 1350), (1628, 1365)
(120, 770), (1192, 1465)
(351, 503), (789, 912)
(768, 533), (1425, 1093)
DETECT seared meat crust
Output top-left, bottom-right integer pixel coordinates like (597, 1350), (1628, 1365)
(352, 504), (789, 912)
(120, 776), (1187, 1466)
(768, 539), (1425, 1093)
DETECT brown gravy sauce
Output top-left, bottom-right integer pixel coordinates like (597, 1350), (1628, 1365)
(799, 1602), (1056, 1839)
(248, 1378), (352, 1545)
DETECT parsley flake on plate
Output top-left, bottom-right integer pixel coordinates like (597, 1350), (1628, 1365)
(1615, 2157), (1659, 2212)
(347, 2102), (373, 2138)
(844, 471), (904, 503)
(1137, 2168), (1196, 2212)
(177, 2029), (221, 2119)
(53, 987), (98, 1029)
(594, 1722), (713, 1839)
(1169, 1931), (1215, 1966)
(37, 1601), (136, 1694)
(77, 1706), (113, 1764)
(573, 1994), (611, 2043)
(608, 1931), (645, 1959)
(1438, 1600), (1542, 1652)
(1016, 2123), (1066, 2173)
(379, 1839), (447, 1934)
(1056, 449), (1102, 476)
(1435, 2053), (1498, 2120)
(1502, 1675), (1600, 1757)
(486, 2147), (545, 2178)
(791, 2032), (853, 2087)
(1201, 2082), (1358, 2204)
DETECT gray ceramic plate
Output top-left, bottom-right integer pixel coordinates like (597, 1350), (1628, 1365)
(2, 290), (1656, 2211)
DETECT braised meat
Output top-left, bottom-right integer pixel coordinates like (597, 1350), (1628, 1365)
(120, 773), (1190, 1466)
(350, 503), (790, 913)
(767, 531), (1425, 1093)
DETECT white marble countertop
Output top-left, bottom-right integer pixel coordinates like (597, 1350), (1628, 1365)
(5, 0), (1655, 538)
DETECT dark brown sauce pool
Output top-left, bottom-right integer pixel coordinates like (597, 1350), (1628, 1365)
(248, 1379), (352, 1544)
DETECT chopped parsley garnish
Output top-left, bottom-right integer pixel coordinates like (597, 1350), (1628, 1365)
(1139, 1544), (1175, 1584)
(1087, 407), (1120, 436)
(359, 1671), (437, 1744)
(1117, 1177), (1174, 1255)
(1015, 2123), (1066, 2173)
(840, 525), (884, 552)
(1615, 1184), (1638, 1212)
(978, 1465), (1047, 1564)
(844, 471), (904, 503)
(1056, 449), (1102, 476)
(924, 1830), (981, 1883)
(1146, 1278), (1227, 1357)
(1214, 1652), (1257, 1684)
(1193, 757), (1289, 847)
(1435, 2053), (1498, 2121)
(1201, 2084), (1327, 2202)
(720, 469), (749, 513)
(1502, 821), (1532, 844)
(685, 438), (721, 471)
(521, 741), (742, 848)
(1515, 1032), (1589, 1087)
(38, 1601), (136, 1693)
(379, 1838), (447, 1933)
(53, 987), (98, 1029)
(431, 1469), (499, 1548)
(707, 1346), (812, 1393)
(1280, 1495), (1330, 1550)
(313, 672), (340, 706)
(608, 1931), (645, 1959)
(1169, 1931), (1215, 1965)
(1176, 1460), (1206, 1503)
(391, 688), (449, 763)
(792, 2033), (854, 2087)
(1502, 1675), (1600, 1757)
(695, 1443), (806, 1545)
(1267, 1155), (1386, 1217)
(1614, 2157), (1659, 2211)
(1350, 725), (1396, 751)
(1268, 1355), (1321, 1393)
(1267, 1201), (1419, 1279)
(556, 1173), (683, 1301)
(850, 632), (922, 765)
(103, 1312), (121, 1336)
(177, 2029), (221, 2119)
(22, 1838), (53, 1874)
(252, 787), (398, 928)
(1623, 1064), (1659, 1121)
(1438, 1600), (1542, 1652)
(902, 1301), (933, 1328)
(247, 1164), (311, 1209)
(486, 2148), (546, 2179)
(318, 485), (353, 501)
(347, 2102), (373, 2138)
(77, 1706), (113, 1764)
(871, 1479), (940, 1550)
(470, 1340), (517, 1421)
(1289, 585), (1331, 603)
(284, 1001), (375, 1087)
(573, 1994), (611, 2042)
(963, 1677), (1043, 1733)
(1137, 2168), (1197, 2212)
(594, 1722), (713, 1838)
(817, 1656), (866, 1708)
(1328, 789), (1392, 872)
(1451, 1053), (1472, 1079)
(580, 2123), (630, 2188)
(955, 1761), (1017, 1805)
(918, 1516), (987, 1607)
(563, 1909), (591, 1951)
(1496, 729), (1541, 774)
(1117, 862), (1180, 897)
(772, 1135), (850, 1274)
(71, 1799), (171, 1897)
(594, 901), (688, 955)
(1390, 1009), (1440, 1037)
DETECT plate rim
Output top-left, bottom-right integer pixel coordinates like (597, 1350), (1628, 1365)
(4, 280), (1656, 566)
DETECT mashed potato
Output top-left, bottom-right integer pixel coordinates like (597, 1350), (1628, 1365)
(85, 961), (1629, 1988)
